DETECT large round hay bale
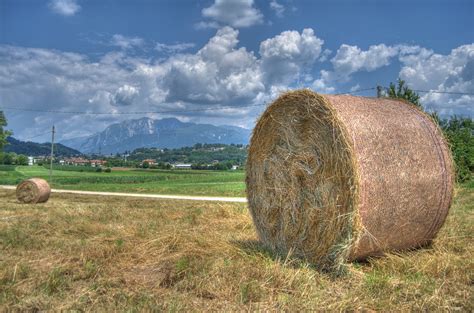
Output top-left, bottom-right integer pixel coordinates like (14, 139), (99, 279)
(16, 178), (51, 204)
(246, 89), (454, 269)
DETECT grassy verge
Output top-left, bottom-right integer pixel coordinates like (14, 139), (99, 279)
(0, 166), (245, 197)
(0, 183), (472, 311)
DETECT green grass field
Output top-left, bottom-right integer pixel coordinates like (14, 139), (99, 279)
(0, 182), (472, 311)
(0, 166), (245, 197)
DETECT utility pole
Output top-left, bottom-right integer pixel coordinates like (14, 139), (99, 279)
(376, 85), (384, 98)
(49, 125), (55, 183)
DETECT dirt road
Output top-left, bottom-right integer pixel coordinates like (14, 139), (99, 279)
(0, 185), (247, 203)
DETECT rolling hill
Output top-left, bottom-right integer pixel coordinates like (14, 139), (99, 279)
(4, 137), (82, 157)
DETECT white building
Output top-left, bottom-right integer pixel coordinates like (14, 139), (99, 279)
(174, 163), (192, 169)
(28, 156), (34, 166)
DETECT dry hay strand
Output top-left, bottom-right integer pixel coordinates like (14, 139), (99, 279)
(16, 178), (51, 204)
(246, 89), (454, 271)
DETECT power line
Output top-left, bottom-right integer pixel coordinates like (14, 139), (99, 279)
(341, 87), (474, 96)
(378, 86), (473, 96)
(0, 103), (266, 115)
(21, 130), (53, 142)
(0, 88), (377, 116)
(335, 87), (376, 95)
(1, 87), (470, 116)
(412, 89), (474, 96)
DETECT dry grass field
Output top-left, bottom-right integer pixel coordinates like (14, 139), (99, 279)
(0, 184), (472, 311)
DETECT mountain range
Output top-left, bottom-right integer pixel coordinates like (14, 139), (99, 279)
(61, 117), (251, 154)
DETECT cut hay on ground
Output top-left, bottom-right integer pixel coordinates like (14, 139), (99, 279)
(16, 178), (51, 204)
(246, 89), (454, 270)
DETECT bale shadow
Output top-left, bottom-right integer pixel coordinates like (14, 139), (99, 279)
(231, 239), (428, 276)
(230, 239), (317, 270)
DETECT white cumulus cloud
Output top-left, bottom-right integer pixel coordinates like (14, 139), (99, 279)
(110, 34), (145, 50)
(314, 43), (417, 92)
(160, 27), (264, 104)
(399, 44), (474, 116)
(313, 42), (474, 117)
(48, 0), (81, 16)
(200, 0), (264, 28)
(270, 0), (285, 17)
(331, 43), (399, 76)
(110, 85), (139, 106)
(155, 42), (195, 54)
(312, 76), (335, 93)
(0, 45), (165, 140)
(260, 28), (324, 85)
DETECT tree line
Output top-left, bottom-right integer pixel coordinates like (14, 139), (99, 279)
(0, 112), (29, 165)
(128, 143), (247, 166)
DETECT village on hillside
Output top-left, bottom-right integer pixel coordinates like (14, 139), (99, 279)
(3, 143), (246, 171)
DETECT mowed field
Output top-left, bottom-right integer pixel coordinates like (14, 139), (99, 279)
(0, 166), (245, 197)
(0, 181), (472, 311)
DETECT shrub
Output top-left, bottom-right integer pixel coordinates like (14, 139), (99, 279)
(439, 116), (473, 182)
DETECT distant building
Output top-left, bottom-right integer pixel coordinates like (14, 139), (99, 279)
(64, 157), (89, 166)
(211, 147), (225, 151)
(28, 156), (34, 166)
(90, 160), (107, 167)
(174, 163), (192, 169)
(62, 157), (106, 166)
(141, 159), (157, 166)
(231, 165), (239, 170)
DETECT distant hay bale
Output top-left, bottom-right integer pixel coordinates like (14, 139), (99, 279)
(16, 178), (51, 204)
(246, 89), (454, 270)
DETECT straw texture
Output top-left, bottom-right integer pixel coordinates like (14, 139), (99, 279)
(16, 178), (51, 204)
(246, 89), (454, 269)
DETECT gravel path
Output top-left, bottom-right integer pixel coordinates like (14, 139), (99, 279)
(0, 185), (247, 203)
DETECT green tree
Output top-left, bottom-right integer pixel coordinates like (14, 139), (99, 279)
(16, 154), (29, 166)
(387, 79), (421, 108)
(0, 111), (12, 154)
(438, 117), (473, 182)
(2, 152), (15, 165)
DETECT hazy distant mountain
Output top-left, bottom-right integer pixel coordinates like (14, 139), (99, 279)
(5, 137), (82, 157)
(61, 117), (251, 154)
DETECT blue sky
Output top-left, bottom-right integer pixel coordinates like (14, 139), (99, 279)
(1, 0), (473, 142)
